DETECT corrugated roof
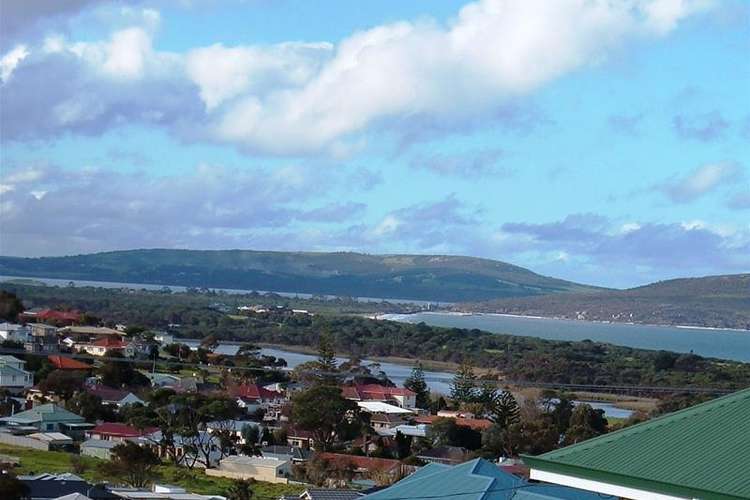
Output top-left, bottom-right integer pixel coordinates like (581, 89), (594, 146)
(363, 458), (610, 500)
(524, 387), (750, 499)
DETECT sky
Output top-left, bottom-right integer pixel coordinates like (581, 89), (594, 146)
(0, 0), (748, 289)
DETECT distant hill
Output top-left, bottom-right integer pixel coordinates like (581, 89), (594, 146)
(457, 274), (750, 330)
(0, 249), (601, 302)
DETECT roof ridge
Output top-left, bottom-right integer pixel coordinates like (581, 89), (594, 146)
(542, 386), (750, 459)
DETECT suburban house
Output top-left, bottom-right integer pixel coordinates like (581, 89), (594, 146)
(80, 337), (134, 357)
(0, 322), (30, 343)
(25, 324), (59, 353)
(342, 384), (416, 409)
(362, 458), (613, 500)
(146, 373), (198, 392)
(32, 309), (81, 325)
(286, 427), (315, 449)
(261, 444), (312, 464)
(86, 422), (158, 442)
(316, 453), (405, 484)
(206, 455), (291, 484)
(0, 355), (33, 392)
(86, 385), (145, 407)
(524, 387), (750, 500)
(357, 401), (415, 431)
(416, 446), (472, 465)
(282, 489), (364, 500)
(58, 325), (125, 340)
(414, 414), (493, 432)
(46, 355), (92, 372)
(18, 473), (119, 500)
(206, 419), (259, 444)
(0, 403), (90, 436)
(231, 383), (286, 419)
(141, 430), (222, 468)
(81, 437), (121, 460)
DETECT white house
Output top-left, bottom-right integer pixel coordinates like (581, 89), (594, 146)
(0, 323), (30, 343)
(0, 355), (33, 392)
(206, 455), (291, 484)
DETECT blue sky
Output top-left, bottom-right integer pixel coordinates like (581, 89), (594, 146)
(0, 0), (748, 288)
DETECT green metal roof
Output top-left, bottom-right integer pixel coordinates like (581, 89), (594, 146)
(523, 387), (750, 500)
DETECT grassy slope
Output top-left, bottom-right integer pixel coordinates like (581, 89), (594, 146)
(458, 274), (750, 329)
(0, 444), (303, 497)
(0, 249), (602, 302)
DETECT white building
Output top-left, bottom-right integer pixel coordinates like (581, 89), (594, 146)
(0, 355), (33, 391)
(0, 323), (30, 343)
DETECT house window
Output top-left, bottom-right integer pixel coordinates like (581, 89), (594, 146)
(47, 424), (54, 431)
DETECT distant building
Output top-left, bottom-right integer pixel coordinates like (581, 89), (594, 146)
(80, 337), (134, 357)
(86, 422), (158, 442)
(25, 324), (58, 353)
(48, 355), (93, 371)
(206, 455), (291, 484)
(0, 355), (33, 392)
(0, 403), (90, 436)
(0, 322), (30, 343)
(86, 385), (145, 407)
(416, 445), (472, 466)
(18, 473), (118, 500)
(342, 385), (416, 409)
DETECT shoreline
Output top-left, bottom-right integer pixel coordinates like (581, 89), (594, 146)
(379, 310), (750, 333)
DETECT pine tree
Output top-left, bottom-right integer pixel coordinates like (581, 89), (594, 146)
(317, 331), (338, 379)
(488, 390), (520, 428)
(404, 362), (431, 409)
(450, 362), (477, 404)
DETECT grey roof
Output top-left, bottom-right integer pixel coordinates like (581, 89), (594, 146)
(304, 489), (364, 500)
(0, 403), (85, 425)
(82, 438), (121, 449)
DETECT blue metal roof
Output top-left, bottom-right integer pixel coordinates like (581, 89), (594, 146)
(362, 458), (614, 500)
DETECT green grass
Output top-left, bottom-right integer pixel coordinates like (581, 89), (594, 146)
(0, 444), (304, 498)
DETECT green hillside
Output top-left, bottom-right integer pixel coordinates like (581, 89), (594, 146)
(459, 274), (750, 329)
(0, 249), (601, 302)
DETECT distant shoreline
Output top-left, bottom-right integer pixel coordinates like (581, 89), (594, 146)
(378, 310), (750, 333)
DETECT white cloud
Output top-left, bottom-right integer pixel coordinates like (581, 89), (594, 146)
(659, 162), (742, 203)
(1, 0), (714, 155)
(0, 44), (29, 82)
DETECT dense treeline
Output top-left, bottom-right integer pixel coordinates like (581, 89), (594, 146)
(4, 283), (750, 390)
(0, 281), (416, 317)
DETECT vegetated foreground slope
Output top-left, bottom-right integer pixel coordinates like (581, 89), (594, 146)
(458, 274), (750, 330)
(0, 249), (601, 302)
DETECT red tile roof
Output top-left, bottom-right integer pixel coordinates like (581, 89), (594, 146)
(36, 309), (81, 322)
(92, 337), (128, 348)
(414, 415), (493, 431)
(318, 452), (402, 473)
(90, 422), (157, 438)
(48, 355), (93, 370)
(230, 383), (284, 400)
(343, 384), (415, 401)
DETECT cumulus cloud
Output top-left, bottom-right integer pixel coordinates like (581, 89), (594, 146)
(657, 162), (742, 203)
(497, 213), (750, 280)
(0, 163), (372, 257)
(1, 0), (714, 156)
(673, 110), (730, 141)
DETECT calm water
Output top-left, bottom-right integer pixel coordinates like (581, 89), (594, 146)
(380, 312), (750, 362)
(259, 347), (454, 395)
(258, 347), (633, 417)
